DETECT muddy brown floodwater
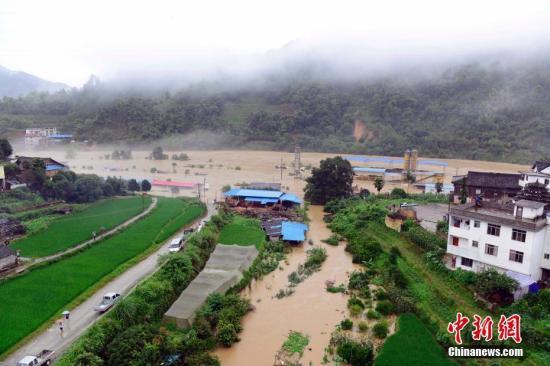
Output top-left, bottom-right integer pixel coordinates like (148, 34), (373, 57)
(214, 205), (360, 365)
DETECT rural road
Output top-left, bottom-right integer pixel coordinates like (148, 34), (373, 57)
(1, 202), (215, 366)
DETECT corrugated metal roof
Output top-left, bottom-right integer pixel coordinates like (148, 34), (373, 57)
(45, 164), (66, 171)
(280, 193), (302, 204)
(224, 189), (283, 199)
(281, 221), (308, 241)
(244, 197), (279, 204)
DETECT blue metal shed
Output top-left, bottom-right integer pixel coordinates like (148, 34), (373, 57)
(281, 221), (308, 242)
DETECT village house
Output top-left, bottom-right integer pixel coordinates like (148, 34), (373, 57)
(451, 171), (522, 203)
(261, 219), (309, 244)
(14, 156), (68, 177)
(520, 160), (550, 190)
(224, 188), (302, 209)
(446, 197), (550, 298)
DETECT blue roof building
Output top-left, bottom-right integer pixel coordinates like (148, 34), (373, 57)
(281, 221), (309, 242)
(224, 188), (302, 206)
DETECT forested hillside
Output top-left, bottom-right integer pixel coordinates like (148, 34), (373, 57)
(0, 61), (549, 163)
(0, 65), (68, 98)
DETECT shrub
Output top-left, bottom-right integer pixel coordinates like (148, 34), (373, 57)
(282, 331), (309, 355)
(348, 271), (370, 290)
(336, 340), (373, 366)
(366, 310), (381, 319)
(475, 269), (519, 297)
(373, 321), (389, 338)
(375, 289), (388, 300)
(375, 300), (395, 315)
(304, 247), (327, 270)
(322, 235), (339, 246)
(358, 321), (369, 333)
(340, 318), (353, 330)
(216, 320), (239, 347)
(349, 304), (363, 317)
(347, 297), (365, 309)
(390, 188), (407, 198)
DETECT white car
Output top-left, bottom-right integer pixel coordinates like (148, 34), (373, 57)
(168, 237), (184, 253)
(94, 292), (121, 312)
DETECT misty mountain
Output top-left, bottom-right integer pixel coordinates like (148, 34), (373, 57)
(0, 65), (68, 97)
(0, 57), (549, 163)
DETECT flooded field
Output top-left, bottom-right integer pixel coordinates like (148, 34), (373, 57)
(16, 148), (530, 202)
(14, 147), (529, 364)
(214, 205), (360, 365)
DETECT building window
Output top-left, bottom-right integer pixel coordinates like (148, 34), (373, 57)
(475, 188), (481, 194)
(461, 257), (473, 267)
(472, 240), (479, 248)
(511, 229), (526, 242)
(453, 217), (461, 228)
(485, 244), (498, 256)
(452, 236), (459, 246)
(545, 179), (549, 185)
(474, 220), (480, 228)
(487, 223), (500, 236)
(544, 253), (550, 260)
(509, 250), (524, 263)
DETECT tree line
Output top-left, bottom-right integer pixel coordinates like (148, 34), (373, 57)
(1, 61), (550, 162)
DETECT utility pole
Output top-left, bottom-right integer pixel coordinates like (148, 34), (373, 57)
(294, 144), (301, 179)
(203, 177), (207, 203)
(280, 157), (283, 182)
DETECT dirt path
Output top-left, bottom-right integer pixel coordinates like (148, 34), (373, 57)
(215, 206), (359, 365)
(2, 197), (158, 280)
(1, 203), (214, 366)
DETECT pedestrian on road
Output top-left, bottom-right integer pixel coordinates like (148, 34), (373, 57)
(92, 231), (97, 241)
(58, 320), (64, 336)
(63, 310), (70, 320)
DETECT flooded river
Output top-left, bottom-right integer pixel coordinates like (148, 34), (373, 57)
(214, 205), (359, 365)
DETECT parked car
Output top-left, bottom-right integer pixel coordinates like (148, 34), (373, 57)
(94, 292), (121, 312)
(168, 237), (184, 253)
(17, 349), (54, 366)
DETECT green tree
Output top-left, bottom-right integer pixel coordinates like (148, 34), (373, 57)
(141, 179), (152, 192)
(304, 156), (353, 205)
(390, 188), (407, 198)
(151, 146), (167, 160)
(476, 269), (519, 297)
(374, 177), (384, 193)
(0, 139), (13, 161)
(127, 179), (140, 192)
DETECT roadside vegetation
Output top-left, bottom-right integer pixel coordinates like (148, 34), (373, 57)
(11, 196), (152, 257)
(276, 247), (327, 299)
(57, 207), (253, 366)
(0, 197), (204, 356)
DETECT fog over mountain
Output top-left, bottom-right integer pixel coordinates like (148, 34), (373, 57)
(0, 65), (68, 97)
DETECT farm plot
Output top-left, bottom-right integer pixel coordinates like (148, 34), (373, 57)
(0, 197), (204, 355)
(375, 314), (456, 366)
(11, 196), (152, 257)
(218, 215), (265, 248)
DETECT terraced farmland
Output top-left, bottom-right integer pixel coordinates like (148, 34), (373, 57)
(0, 197), (204, 355)
(12, 196), (152, 257)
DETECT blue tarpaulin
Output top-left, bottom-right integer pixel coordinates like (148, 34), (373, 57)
(280, 193), (302, 204)
(281, 221), (308, 242)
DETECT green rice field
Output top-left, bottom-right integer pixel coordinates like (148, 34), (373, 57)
(218, 215), (265, 248)
(11, 196), (152, 257)
(0, 197), (204, 355)
(375, 314), (456, 366)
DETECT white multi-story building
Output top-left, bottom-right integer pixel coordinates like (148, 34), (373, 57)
(447, 199), (550, 285)
(520, 161), (550, 190)
(24, 127), (58, 146)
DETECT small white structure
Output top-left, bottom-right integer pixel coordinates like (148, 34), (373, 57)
(520, 160), (550, 190)
(24, 127), (58, 146)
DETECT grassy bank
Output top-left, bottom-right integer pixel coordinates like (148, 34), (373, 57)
(375, 314), (456, 366)
(0, 197), (203, 355)
(218, 215), (265, 248)
(12, 196), (152, 257)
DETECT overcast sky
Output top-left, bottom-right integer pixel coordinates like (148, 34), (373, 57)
(1, 0), (549, 86)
